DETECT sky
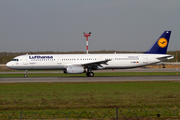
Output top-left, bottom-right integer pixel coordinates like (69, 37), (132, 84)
(0, 0), (180, 52)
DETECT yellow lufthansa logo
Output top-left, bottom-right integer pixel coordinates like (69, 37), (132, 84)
(158, 38), (168, 48)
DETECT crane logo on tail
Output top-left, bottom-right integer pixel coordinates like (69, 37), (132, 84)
(158, 38), (168, 48)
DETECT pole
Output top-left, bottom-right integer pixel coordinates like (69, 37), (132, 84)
(116, 108), (118, 120)
(83, 32), (91, 54)
(86, 37), (88, 54)
(20, 110), (22, 120)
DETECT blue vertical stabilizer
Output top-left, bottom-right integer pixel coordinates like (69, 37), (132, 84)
(145, 31), (171, 54)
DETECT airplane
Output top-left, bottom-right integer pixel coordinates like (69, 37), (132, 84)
(6, 31), (174, 77)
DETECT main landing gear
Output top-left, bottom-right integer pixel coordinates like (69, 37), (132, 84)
(86, 72), (94, 77)
(86, 69), (94, 77)
(24, 70), (28, 78)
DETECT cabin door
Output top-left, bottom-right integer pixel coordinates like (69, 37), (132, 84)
(23, 55), (28, 65)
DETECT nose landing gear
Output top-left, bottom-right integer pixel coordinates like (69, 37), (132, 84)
(24, 70), (28, 78)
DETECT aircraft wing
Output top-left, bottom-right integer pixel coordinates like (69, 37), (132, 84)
(74, 59), (111, 70)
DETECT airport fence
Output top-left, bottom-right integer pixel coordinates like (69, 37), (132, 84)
(0, 108), (180, 120)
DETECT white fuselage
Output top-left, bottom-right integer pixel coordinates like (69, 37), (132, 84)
(6, 53), (173, 70)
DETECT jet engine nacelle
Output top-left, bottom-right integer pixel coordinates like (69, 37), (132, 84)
(63, 66), (84, 74)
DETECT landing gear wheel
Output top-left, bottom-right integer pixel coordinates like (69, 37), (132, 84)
(24, 74), (28, 78)
(86, 72), (94, 77)
(86, 72), (90, 77)
(89, 72), (94, 77)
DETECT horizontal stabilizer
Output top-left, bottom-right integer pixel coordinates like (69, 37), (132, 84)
(157, 55), (174, 61)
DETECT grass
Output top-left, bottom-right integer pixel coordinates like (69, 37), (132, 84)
(0, 72), (180, 77)
(1, 71), (180, 118)
(0, 81), (180, 118)
(0, 81), (180, 111)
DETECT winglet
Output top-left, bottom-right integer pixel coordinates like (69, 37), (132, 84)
(145, 31), (171, 54)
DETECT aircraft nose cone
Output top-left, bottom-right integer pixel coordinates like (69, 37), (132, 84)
(6, 62), (12, 68)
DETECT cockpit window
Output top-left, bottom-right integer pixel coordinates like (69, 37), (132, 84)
(12, 59), (19, 61)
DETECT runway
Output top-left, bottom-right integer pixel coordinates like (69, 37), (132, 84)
(1, 68), (180, 83)
(1, 75), (180, 83)
(0, 68), (179, 74)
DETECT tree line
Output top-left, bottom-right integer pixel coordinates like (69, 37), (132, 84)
(0, 51), (178, 64)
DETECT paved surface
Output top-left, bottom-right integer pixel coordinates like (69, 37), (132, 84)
(0, 68), (179, 74)
(1, 68), (180, 83)
(0, 76), (180, 83)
